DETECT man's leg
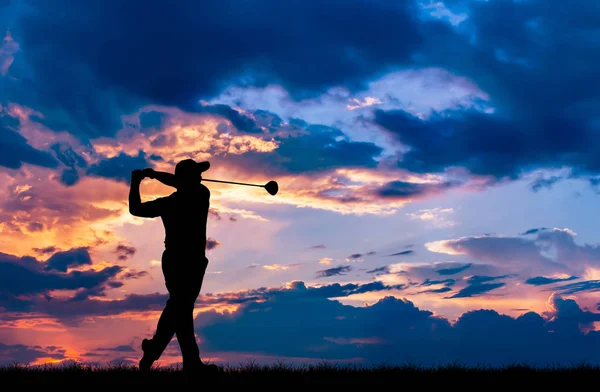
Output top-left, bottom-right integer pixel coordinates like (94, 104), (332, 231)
(145, 298), (176, 356)
(172, 291), (200, 368)
(140, 251), (177, 370)
(173, 257), (209, 370)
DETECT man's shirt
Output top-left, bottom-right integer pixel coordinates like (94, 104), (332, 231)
(139, 184), (210, 256)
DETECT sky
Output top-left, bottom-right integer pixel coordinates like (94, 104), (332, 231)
(1, 0), (600, 368)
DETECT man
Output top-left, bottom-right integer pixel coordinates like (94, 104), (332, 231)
(128, 158), (217, 373)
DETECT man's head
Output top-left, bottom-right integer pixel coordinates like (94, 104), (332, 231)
(175, 159), (210, 188)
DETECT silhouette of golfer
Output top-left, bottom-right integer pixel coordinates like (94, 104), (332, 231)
(128, 158), (217, 373)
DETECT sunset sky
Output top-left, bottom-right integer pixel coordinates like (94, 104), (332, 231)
(1, 0), (600, 368)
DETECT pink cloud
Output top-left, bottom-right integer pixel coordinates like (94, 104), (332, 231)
(0, 29), (18, 76)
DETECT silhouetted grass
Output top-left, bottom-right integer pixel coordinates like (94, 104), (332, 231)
(1, 359), (599, 385)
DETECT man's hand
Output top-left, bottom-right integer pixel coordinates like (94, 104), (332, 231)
(131, 168), (156, 183)
(131, 169), (144, 183)
(142, 168), (156, 179)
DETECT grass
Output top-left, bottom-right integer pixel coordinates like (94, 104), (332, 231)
(1, 359), (599, 385)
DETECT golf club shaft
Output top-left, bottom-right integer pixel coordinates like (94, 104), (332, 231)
(201, 178), (264, 188)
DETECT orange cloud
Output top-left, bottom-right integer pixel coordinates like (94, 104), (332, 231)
(0, 167), (128, 256)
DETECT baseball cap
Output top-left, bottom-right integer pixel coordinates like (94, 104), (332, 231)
(175, 159), (210, 180)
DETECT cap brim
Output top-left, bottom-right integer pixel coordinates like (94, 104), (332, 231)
(197, 161), (210, 173)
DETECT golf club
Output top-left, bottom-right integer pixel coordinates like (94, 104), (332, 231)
(201, 178), (279, 196)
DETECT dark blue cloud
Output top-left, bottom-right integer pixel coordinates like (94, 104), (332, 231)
(525, 276), (579, 286)
(462, 283), (504, 296)
(418, 278), (455, 294)
(0, 279), (412, 330)
(138, 110), (166, 133)
(81, 352), (110, 358)
(374, 179), (462, 200)
(196, 103), (262, 134)
(384, 250), (414, 257)
(32, 246), (57, 255)
(86, 150), (151, 184)
(548, 280), (600, 295)
(529, 176), (562, 192)
(375, 108), (596, 180)
(215, 122), (383, 176)
(59, 168), (79, 186)
(421, 278), (455, 287)
(205, 238), (221, 251)
(0, 251), (122, 310)
(44, 247), (92, 272)
(4, 0), (441, 139)
(196, 285), (600, 366)
(435, 263), (472, 275)
(366, 266), (390, 275)
(1, 0), (597, 191)
(374, 0), (600, 182)
(520, 228), (548, 236)
(420, 286), (453, 294)
(347, 251), (376, 260)
(0, 114), (58, 170)
(316, 265), (352, 278)
(446, 275), (511, 298)
(114, 244), (136, 261)
(96, 345), (134, 353)
(0, 342), (66, 366)
(467, 274), (514, 285)
(50, 142), (88, 186)
(50, 143), (87, 169)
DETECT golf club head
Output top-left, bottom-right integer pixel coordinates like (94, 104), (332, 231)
(264, 180), (278, 196)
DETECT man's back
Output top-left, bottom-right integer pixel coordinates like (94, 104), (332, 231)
(158, 184), (210, 256)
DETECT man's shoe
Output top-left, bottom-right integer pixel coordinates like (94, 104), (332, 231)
(183, 360), (219, 375)
(139, 338), (157, 372)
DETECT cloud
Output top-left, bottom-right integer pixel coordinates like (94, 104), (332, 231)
(86, 150), (151, 184)
(366, 266), (390, 275)
(345, 251), (376, 262)
(310, 245), (326, 249)
(0, 111), (59, 170)
(0, 251), (122, 305)
(525, 276), (579, 286)
(262, 264), (300, 272)
(549, 280), (600, 295)
(0, 342), (66, 365)
(0, 279), (410, 324)
(114, 244), (136, 261)
(1, 0), (598, 210)
(316, 265), (352, 278)
(0, 29), (18, 76)
(520, 228), (549, 236)
(96, 345), (135, 353)
(32, 246), (57, 255)
(118, 270), (148, 280)
(206, 238), (221, 251)
(44, 247), (92, 272)
(383, 250), (414, 257)
(196, 287), (600, 366)
(446, 275), (511, 299)
(418, 278), (455, 294)
(529, 176), (563, 192)
(435, 263), (472, 276)
(0, 164), (129, 256)
(406, 208), (457, 228)
(10, 0), (436, 138)
(425, 228), (600, 276)
(373, 180), (462, 201)
(216, 121), (384, 177)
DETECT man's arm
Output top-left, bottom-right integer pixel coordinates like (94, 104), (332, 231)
(128, 170), (167, 218)
(147, 169), (178, 189)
